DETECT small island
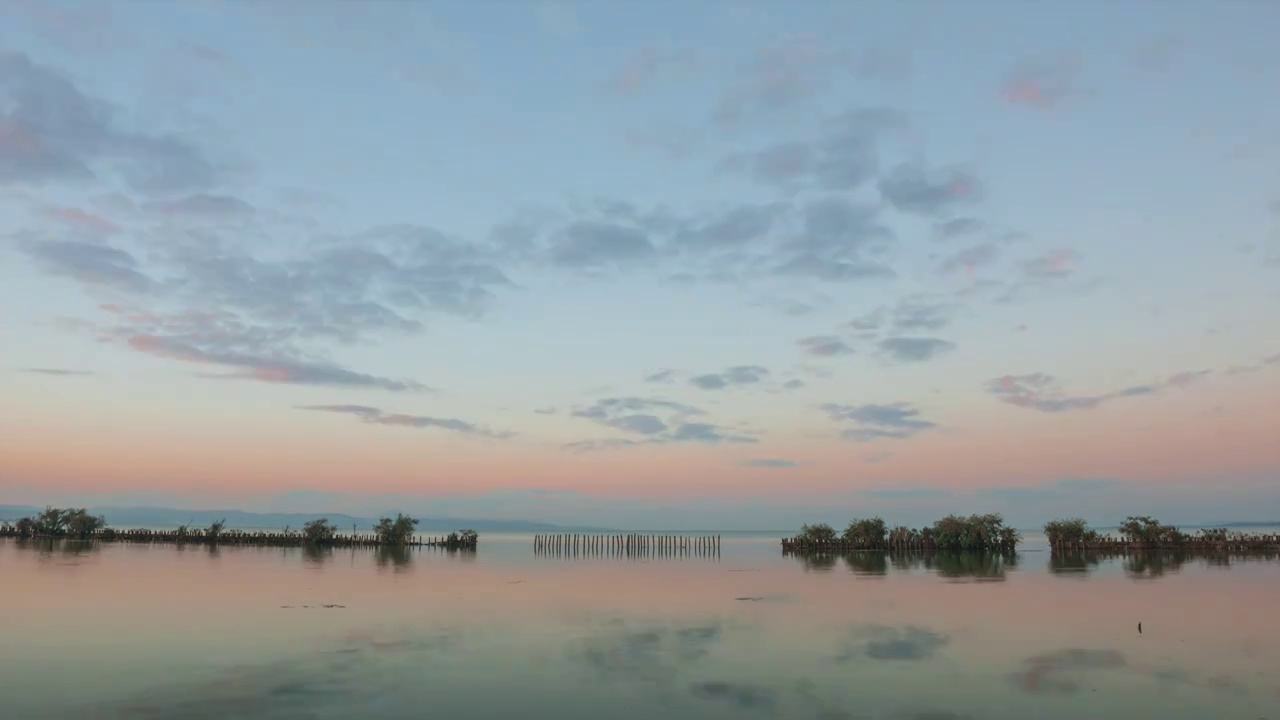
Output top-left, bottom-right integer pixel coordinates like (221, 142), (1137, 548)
(782, 513), (1280, 554)
(0, 507), (479, 550)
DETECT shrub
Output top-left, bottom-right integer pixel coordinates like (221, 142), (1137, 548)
(798, 523), (837, 542)
(373, 514), (419, 545)
(303, 518), (338, 544)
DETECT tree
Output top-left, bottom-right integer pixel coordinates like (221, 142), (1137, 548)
(65, 509), (106, 539)
(1043, 518), (1097, 546)
(373, 513), (419, 545)
(303, 518), (338, 544)
(842, 517), (888, 547)
(206, 519), (226, 541)
(798, 523), (837, 542)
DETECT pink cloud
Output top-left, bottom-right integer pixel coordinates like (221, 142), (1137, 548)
(45, 206), (120, 234)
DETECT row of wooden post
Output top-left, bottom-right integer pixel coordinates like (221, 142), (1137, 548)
(533, 533), (720, 556)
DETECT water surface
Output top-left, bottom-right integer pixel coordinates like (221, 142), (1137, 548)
(2, 534), (1278, 719)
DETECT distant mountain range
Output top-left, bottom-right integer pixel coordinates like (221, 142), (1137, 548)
(0, 505), (616, 533)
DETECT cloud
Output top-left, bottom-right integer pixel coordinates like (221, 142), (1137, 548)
(1002, 54), (1088, 109)
(740, 458), (800, 468)
(772, 196), (897, 281)
(797, 335), (854, 357)
(49, 222), (518, 385)
(141, 194), (255, 217)
(721, 107), (908, 190)
(713, 36), (846, 126)
(607, 46), (697, 95)
(568, 397), (755, 450)
(878, 337), (956, 363)
(1021, 248), (1079, 279)
(297, 404), (514, 439)
(939, 243), (1001, 274)
(549, 220), (657, 268)
(42, 205), (120, 234)
(20, 367), (93, 376)
(985, 369), (1211, 413)
(19, 238), (154, 293)
(878, 163), (981, 216)
(889, 295), (958, 332)
(821, 402), (937, 441)
(933, 217), (984, 240)
(689, 365), (769, 390)
(644, 369), (677, 383)
(116, 309), (425, 391)
(0, 50), (217, 193)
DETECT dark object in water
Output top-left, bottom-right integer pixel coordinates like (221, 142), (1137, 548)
(1138, 622), (1142, 634)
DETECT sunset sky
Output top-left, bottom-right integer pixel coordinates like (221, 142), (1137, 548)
(2, 0), (1278, 529)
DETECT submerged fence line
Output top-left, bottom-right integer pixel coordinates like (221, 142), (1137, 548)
(533, 533), (720, 558)
(0, 526), (476, 549)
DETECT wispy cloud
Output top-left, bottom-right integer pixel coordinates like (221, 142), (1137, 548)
(568, 397), (755, 451)
(20, 367), (94, 376)
(878, 337), (956, 363)
(1002, 53), (1089, 110)
(821, 402), (937, 441)
(985, 369), (1211, 413)
(797, 335), (854, 357)
(689, 365), (769, 390)
(297, 405), (514, 439)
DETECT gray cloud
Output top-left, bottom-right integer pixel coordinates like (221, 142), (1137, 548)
(878, 163), (982, 216)
(644, 369), (677, 383)
(878, 337), (956, 363)
(772, 196), (897, 281)
(986, 369), (1211, 413)
(1003, 53), (1088, 109)
(568, 396), (754, 450)
(890, 295), (958, 332)
(797, 335), (854, 357)
(117, 309), (425, 392)
(297, 404), (514, 439)
(20, 367), (94, 376)
(713, 37), (851, 126)
(939, 243), (1002, 274)
(673, 202), (784, 251)
(721, 107), (908, 190)
(740, 458), (799, 468)
(1021, 248), (1079, 279)
(20, 238), (154, 293)
(549, 220), (657, 268)
(933, 217), (985, 240)
(690, 365), (769, 390)
(821, 402), (937, 441)
(0, 49), (217, 193)
(141, 194), (255, 217)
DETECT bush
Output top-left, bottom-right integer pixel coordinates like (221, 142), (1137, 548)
(842, 517), (887, 547)
(798, 523), (837, 542)
(373, 513), (419, 545)
(1043, 518), (1098, 546)
(303, 518), (338, 544)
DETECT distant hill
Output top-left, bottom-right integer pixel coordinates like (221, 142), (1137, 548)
(0, 505), (615, 533)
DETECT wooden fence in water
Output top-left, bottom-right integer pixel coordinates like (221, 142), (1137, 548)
(533, 533), (720, 558)
(0, 526), (476, 549)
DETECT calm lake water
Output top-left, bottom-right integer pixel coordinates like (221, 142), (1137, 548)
(2, 532), (1279, 720)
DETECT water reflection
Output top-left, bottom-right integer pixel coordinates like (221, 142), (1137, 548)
(843, 551), (887, 576)
(21, 537), (100, 565)
(1048, 551), (1102, 576)
(375, 545), (413, 571)
(301, 544), (334, 566)
(794, 551), (1016, 581)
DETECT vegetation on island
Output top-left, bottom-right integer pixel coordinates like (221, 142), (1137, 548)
(1043, 516), (1277, 548)
(795, 513), (1022, 552)
(0, 507), (479, 549)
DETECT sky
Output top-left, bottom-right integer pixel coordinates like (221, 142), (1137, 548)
(2, 0), (1279, 530)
